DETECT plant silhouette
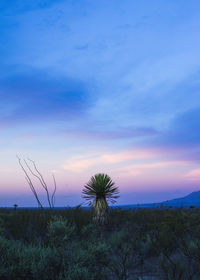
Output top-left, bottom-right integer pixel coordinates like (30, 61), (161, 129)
(82, 173), (119, 226)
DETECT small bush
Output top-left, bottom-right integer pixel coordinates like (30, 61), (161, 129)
(46, 216), (75, 247)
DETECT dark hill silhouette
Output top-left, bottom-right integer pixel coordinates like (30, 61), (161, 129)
(163, 190), (200, 207)
(118, 190), (200, 209)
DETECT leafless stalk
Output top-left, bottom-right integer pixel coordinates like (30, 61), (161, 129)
(51, 173), (57, 207)
(17, 155), (57, 208)
(25, 158), (52, 208)
(17, 156), (43, 208)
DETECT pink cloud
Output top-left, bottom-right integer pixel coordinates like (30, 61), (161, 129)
(185, 168), (200, 180)
(128, 160), (188, 169)
(112, 160), (188, 177)
(101, 149), (160, 163)
(61, 146), (191, 174)
(62, 157), (98, 172)
(61, 148), (162, 172)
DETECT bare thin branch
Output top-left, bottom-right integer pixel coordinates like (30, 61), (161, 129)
(25, 176), (43, 208)
(26, 158), (52, 208)
(17, 155), (43, 208)
(51, 173), (57, 207)
(17, 155), (58, 209)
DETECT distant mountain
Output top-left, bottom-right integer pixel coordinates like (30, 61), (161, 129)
(117, 191), (200, 209)
(162, 191), (200, 207)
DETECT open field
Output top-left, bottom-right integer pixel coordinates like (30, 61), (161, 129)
(0, 207), (200, 279)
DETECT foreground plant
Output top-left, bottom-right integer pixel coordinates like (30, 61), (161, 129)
(82, 173), (119, 226)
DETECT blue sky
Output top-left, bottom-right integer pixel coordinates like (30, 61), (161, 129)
(1, 0), (200, 206)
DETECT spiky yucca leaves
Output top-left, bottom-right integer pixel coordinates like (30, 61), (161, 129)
(82, 173), (119, 225)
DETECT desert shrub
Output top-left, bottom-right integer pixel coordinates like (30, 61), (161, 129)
(160, 234), (200, 280)
(107, 229), (144, 280)
(1, 207), (200, 279)
(180, 237), (200, 261)
(62, 265), (95, 280)
(46, 216), (76, 247)
(179, 237), (200, 278)
(71, 206), (92, 231)
(0, 216), (5, 237)
(160, 253), (187, 280)
(0, 210), (49, 242)
(80, 223), (99, 241)
(83, 241), (109, 279)
(59, 238), (110, 280)
(0, 236), (61, 280)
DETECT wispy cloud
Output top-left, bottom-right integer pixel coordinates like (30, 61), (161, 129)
(185, 168), (200, 180)
(112, 160), (189, 178)
(61, 148), (156, 172)
(61, 148), (187, 173)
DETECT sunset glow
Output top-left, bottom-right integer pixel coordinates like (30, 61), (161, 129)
(1, 0), (200, 206)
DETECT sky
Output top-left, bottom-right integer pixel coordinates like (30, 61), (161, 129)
(1, 0), (200, 207)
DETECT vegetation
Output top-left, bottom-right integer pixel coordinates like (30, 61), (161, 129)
(82, 173), (119, 225)
(17, 156), (57, 208)
(0, 207), (200, 279)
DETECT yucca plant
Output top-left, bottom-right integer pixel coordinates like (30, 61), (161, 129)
(82, 173), (119, 226)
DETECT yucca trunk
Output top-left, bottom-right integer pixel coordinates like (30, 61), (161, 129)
(93, 197), (108, 225)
